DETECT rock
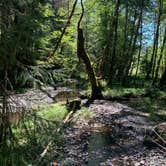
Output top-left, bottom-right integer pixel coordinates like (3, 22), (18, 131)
(134, 162), (140, 166)
(140, 160), (145, 165)
(62, 157), (76, 166)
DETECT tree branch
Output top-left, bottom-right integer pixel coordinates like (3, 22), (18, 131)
(49, 0), (78, 59)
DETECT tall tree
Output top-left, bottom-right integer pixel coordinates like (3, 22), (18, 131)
(109, 0), (120, 84)
(153, 26), (166, 85)
(146, 0), (163, 80)
(135, 6), (143, 78)
(77, 0), (103, 99)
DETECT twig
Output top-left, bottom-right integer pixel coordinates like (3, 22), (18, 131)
(153, 128), (166, 144)
(152, 140), (166, 151)
(35, 108), (77, 165)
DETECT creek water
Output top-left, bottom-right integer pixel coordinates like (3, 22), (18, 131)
(87, 128), (116, 166)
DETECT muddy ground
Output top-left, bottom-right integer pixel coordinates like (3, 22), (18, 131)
(1, 87), (165, 165)
(58, 100), (166, 166)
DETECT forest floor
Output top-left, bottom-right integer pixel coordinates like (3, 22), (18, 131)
(58, 99), (166, 166)
(2, 87), (166, 166)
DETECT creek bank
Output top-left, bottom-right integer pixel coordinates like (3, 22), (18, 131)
(58, 100), (166, 166)
(0, 86), (80, 123)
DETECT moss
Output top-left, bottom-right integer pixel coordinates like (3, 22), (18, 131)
(37, 103), (68, 121)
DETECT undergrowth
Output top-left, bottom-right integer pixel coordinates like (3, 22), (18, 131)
(0, 103), (68, 166)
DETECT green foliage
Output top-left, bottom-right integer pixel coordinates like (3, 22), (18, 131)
(0, 0), (64, 88)
(145, 86), (161, 98)
(72, 107), (95, 124)
(102, 86), (145, 98)
(0, 103), (68, 165)
(38, 103), (68, 122)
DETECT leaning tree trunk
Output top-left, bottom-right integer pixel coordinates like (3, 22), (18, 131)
(77, 0), (103, 100)
(48, 0), (78, 59)
(77, 28), (103, 99)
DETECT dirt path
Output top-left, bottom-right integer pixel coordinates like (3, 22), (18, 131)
(58, 100), (166, 166)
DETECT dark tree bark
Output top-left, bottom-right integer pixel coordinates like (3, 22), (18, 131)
(146, 0), (163, 80)
(99, 45), (110, 79)
(135, 17), (143, 78)
(159, 67), (166, 89)
(122, 3), (143, 85)
(77, 0), (103, 100)
(122, 10), (138, 85)
(127, 6), (143, 75)
(153, 27), (166, 85)
(0, 3), (11, 144)
(109, 0), (120, 84)
(99, 14), (114, 79)
(118, 1), (128, 82)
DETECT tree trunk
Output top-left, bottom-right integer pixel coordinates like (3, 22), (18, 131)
(146, 0), (162, 80)
(118, 1), (128, 82)
(122, 3), (142, 85)
(77, 0), (103, 100)
(135, 17), (143, 78)
(151, 0), (163, 79)
(100, 14), (114, 79)
(50, 0), (78, 58)
(159, 67), (166, 89)
(77, 28), (103, 99)
(153, 26), (166, 85)
(122, 10), (138, 85)
(109, 0), (120, 84)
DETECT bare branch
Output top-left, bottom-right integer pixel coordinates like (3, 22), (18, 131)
(49, 0), (78, 59)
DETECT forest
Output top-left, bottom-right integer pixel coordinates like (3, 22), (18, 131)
(0, 0), (166, 165)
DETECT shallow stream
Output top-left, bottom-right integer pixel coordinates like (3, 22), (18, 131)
(87, 130), (114, 165)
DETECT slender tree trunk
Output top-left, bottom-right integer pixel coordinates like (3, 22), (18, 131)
(128, 6), (143, 74)
(123, 1), (128, 55)
(118, 1), (128, 82)
(49, 0), (78, 58)
(109, 0), (120, 85)
(77, 0), (103, 100)
(99, 45), (110, 78)
(122, 2), (143, 85)
(135, 9), (143, 78)
(159, 67), (166, 89)
(122, 10), (138, 85)
(153, 27), (166, 85)
(144, 48), (149, 77)
(100, 14), (114, 79)
(146, 0), (162, 80)
(152, 0), (163, 79)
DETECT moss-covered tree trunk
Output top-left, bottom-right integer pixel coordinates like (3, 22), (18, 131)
(77, 0), (103, 100)
(77, 28), (103, 99)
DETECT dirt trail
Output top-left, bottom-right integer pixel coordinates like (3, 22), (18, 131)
(59, 100), (166, 166)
